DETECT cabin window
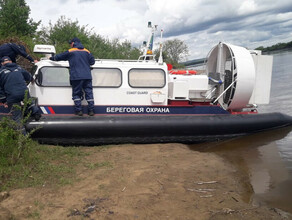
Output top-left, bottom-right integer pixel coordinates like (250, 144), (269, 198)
(38, 67), (70, 86)
(128, 69), (166, 88)
(91, 68), (122, 87)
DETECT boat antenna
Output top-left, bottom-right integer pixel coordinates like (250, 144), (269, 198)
(138, 21), (158, 61)
(158, 29), (164, 64)
(145, 22), (157, 56)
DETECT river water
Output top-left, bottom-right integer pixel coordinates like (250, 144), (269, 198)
(191, 50), (292, 213)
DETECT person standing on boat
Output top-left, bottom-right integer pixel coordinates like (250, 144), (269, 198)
(49, 37), (95, 116)
(0, 56), (41, 134)
(0, 43), (38, 66)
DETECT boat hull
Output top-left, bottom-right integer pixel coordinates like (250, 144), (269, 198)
(24, 112), (292, 145)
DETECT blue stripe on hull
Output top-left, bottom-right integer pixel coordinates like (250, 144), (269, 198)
(38, 105), (229, 115)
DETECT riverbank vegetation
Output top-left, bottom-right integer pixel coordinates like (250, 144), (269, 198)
(0, 118), (85, 191)
(0, 97), (87, 191)
(255, 40), (292, 52)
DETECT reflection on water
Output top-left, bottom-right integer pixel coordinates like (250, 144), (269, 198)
(190, 50), (292, 214)
(190, 127), (292, 213)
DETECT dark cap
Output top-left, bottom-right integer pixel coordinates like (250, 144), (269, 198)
(68, 37), (81, 44)
(1, 56), (11, 63)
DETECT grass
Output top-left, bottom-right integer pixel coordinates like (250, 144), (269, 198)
(0, 95), (113, 192)
(84, 161), (113, 170)
(0, 99), (115, 220)
(0, 127), (115, 192)
(0, 113), (90, 191)
(0, 116), (114, 192)
(0, 138), (87, 191)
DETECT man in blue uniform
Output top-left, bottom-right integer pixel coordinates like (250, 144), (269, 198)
(0, 43), (38, 65)
(50, 37), (95, 116)
(0, 56), (41, 133)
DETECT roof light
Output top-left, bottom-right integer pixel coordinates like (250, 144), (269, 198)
(146, 50), (153, 55)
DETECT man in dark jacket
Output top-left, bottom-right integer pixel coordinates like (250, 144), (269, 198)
(0, 43), (38, 65)
(50, 37), (95, 116)
(0, 56), (41, 129)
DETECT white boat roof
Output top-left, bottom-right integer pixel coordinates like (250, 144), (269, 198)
(37, 58), (165, 68)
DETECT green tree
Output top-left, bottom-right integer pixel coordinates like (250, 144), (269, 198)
(38, 16), (92, 52)
(255, 40), (292, 52)
(164, 39), (189, 63)
(155, 39), (189, 68)
(88, 33), (111, 58)
(0, 0), (40, 38)
(38, 16), (141, 59)
(105, 38), (141, 59)
(255, 46), (264, 51)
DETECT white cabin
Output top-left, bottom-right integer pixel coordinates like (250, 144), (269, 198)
(30, 43), (273, 111)
(30, 58), (169, 106)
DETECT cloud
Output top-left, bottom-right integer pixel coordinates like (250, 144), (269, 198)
(238, 0), (257, 15)
(144, 0), (292, 58)
(78, 0), (98, 2)
(26, 0), (292, 59)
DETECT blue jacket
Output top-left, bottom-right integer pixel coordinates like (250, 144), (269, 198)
(0, 88), (5, 103)
(50, 42), (95, 81)
(0, 63), (32, 103)
(0, 43), (34, 63)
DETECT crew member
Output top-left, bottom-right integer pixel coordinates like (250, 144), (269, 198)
(50, 37), (95, 116)
(0, 43), (38, 65)
(0, 56), (41, 133)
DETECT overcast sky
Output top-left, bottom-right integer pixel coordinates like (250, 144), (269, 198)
(26, 0), (292, 60)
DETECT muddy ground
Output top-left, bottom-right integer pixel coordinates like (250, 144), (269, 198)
(0, 143), (290, 219)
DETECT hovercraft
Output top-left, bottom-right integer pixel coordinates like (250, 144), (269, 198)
(1, 24), (292, 145)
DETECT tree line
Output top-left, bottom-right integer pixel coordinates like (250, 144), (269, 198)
(0, 0), (189, 67)
(255, 41), (292, 52)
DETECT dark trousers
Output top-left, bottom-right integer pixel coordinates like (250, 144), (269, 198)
(71, 79), (94, 112)
(8, 102), (26, 135)
(9, 91), (39, 116)
(26, 96), (40, 116)
(7, 91), (40, 135)
(8, 102), (22, 123)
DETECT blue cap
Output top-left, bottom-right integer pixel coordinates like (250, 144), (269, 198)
(1, 56), (11, 63)
(68, 37), (81, 44)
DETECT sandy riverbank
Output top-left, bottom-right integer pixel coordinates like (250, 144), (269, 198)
(0, 143), (290, 219)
